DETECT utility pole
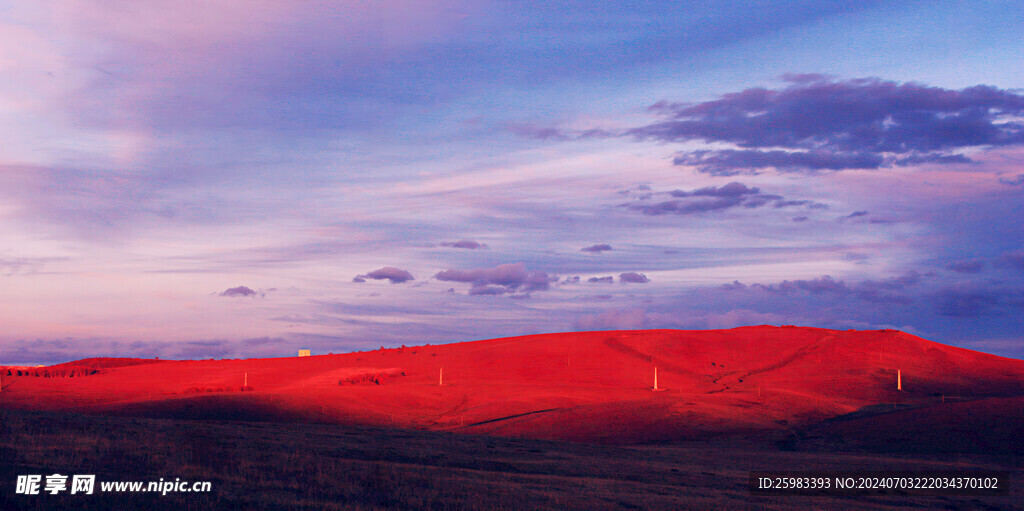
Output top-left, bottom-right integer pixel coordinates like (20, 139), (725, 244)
(652, 367), (665, 391)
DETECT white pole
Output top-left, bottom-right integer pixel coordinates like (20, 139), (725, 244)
(244, 372), (248, 388)
(439, 367), (443, 386)
(654, 367), (658, 390)
(897, 369), (902, 391)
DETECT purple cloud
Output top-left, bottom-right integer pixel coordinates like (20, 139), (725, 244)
(623, 181), (820, 217)
(725, 273), (922, 304)
(574, 308), (648, 330)
(619, 272), (650, 283)
(946, 260), (985, 274)
(440, 239), (489, 250)
(685, 182), (760, 197)
(220, 286), (258, 297)
(673, 149), (884, 175)
(356, 267), (415, 284)
(506, 123), (571, 141)
(998, 174), (1024, 186)
(1002, 250), (1024, 271)
(934, 287), (1005, 318)
(434, 263), (553, 295)
(581, 244), (613, 253)
(588, 276), (614, 284)
(629, 76), (1024, 175)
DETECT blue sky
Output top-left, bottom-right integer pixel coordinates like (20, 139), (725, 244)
(2, 1), (1024, 363)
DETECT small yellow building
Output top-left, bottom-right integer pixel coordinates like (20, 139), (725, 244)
(298, 349), (311, 357)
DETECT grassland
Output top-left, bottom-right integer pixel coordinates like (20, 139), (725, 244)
(1, 408), (1020, 510)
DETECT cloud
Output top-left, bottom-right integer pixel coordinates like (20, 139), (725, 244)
(219, 286), (258, 297)
(946, 260), (985, 274)
(1002, 250), (1024, 271)
(440, 239), (489, 250)
(434, 263), (553, 295)
(0, 336), (295, 364)
(619, 272), (650, 283)
(356, 267), (415, 284)
(998, 174), (1024, 186)
(623, 181), (759, 216)
(574, 308), (648, 331)
(588, 276), (614, 284)
(725, 273), (922, 303)
(506, 123), (571, 141)
(0, 256), (66, 277)
(673, 149), (884, 175)
(933, 287), (1008, 318)
(581, 243), (613, 253)
(573, 307), (783, 332)
(685, 181), (760, 197)
(628, 76), (1024, 175)
(622, 181), (822, 217)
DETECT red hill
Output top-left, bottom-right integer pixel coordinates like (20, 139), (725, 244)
(3, 326), (1022, 447)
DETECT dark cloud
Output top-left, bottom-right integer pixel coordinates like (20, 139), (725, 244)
(588, 276), (614, 284)
(619, 272), (650, 283)
(629, 77), (1024, 175)
(356, 267), (415, 284)
(685, 182), (760, 197)
(440, 240), (489, 250)
(745, 275), (850, 295)
(853, 272), (922, 304)
(1002, 250), (1024, 270)
(623, 181), (821, 217)
(506, 123), (571, 141)
(219, 286), (258, 297)
(998, 174), (1024, 186)
(839, 210), (892, 224)
(933, 287), (1008, 318)
(581, 244), (613, 253)
(773, 199), (827, 209)
(434, 263), (553, 296)
(725, 273), (921, 304)
(946, 260), (985, 274)
(673, 149), (884, 176)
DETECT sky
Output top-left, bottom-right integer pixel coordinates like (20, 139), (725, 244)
(2, 0), (1024, 364)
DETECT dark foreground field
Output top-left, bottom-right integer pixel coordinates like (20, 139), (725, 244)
(1, 409), (1020, 510)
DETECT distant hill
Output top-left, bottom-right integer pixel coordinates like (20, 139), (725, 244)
(3, 326), (1022, 449)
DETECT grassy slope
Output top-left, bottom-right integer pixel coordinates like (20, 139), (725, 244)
(3, 327), (1023, 445)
